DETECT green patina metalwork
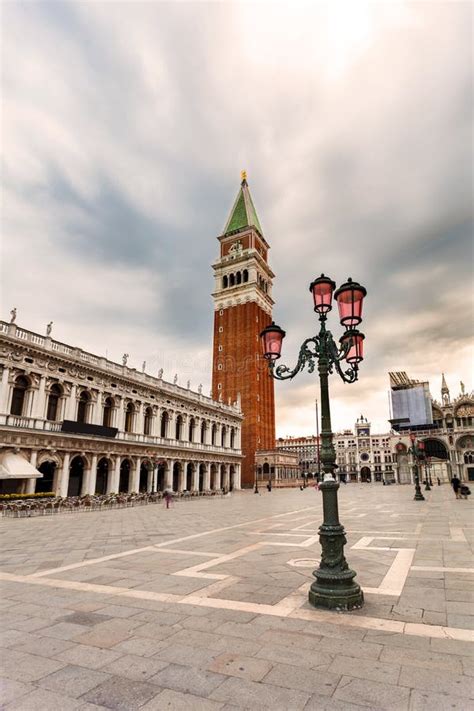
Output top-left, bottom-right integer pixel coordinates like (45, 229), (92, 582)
(224, 180), (263, 235)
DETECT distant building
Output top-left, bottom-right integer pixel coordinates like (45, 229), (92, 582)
(277, 417), (396, 483)
(392, 375), (474, 484)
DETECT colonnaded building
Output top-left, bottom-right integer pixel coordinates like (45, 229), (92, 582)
(0, 319), (243, 496)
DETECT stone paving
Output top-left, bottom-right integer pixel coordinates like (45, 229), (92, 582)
(0, 484), (473, 710)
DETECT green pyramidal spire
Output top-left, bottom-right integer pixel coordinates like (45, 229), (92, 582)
(223, 172), (263, 236)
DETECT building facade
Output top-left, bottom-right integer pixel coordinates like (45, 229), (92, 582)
(211, 174), (275, 487)
(277, 376), (474, 485)
(392, 376), (474, 484)
(0, 320), (243, 496)
(277, 416), (396, 483)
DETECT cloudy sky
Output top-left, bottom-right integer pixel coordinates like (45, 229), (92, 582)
(2, 1), (472, 436)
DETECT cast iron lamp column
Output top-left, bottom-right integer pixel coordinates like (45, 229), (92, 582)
(409, 434), (426, 501)
(254, 464), (259, 494)
(260, 274), (367, 611)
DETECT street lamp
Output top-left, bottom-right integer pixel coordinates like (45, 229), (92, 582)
(254, 463), (259, 494)
(409, 434), (426, 500)
(265, 458), (272, 492)
(260, 274), (367, 611)
(426, 456), (433, 487)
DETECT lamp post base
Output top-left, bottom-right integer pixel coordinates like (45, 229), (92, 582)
(414, 491), (425, 500)
(309, 481), (364, 611)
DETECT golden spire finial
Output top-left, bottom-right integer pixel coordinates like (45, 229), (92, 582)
(240, 170), (247, 182)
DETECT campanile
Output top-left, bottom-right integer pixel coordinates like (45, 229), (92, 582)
(212, 173), (276, 486)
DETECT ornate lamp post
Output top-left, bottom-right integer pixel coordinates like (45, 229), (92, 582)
(254, 463), (259, 494)
(409, 434), (426, 500)
(426, 456), (433, 487)
(260, 274), (367, 611)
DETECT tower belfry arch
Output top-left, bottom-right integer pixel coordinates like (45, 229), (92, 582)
(211, 173), (276, 486)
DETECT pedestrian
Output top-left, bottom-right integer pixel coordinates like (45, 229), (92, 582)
(451, 475), (461, 499)
(460, 484), (471, 500)
(437, 477), (441, 486)
(314, 481), (319, 492)
(164, 490), (173, 509)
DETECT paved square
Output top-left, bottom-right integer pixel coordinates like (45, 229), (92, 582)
(1, 485), (473, 709)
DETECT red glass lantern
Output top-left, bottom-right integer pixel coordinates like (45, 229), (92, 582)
(334, 278), (367, 327)
(309, 274), (336, 314)
(260, 322), (286, 360)
(340, 329), (365, 364)
(418, 441), (425, 450)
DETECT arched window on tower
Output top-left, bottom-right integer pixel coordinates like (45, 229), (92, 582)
(229, 273), (235, 287)
(46, 384), (62, 421)
(124, 402), (135, 433)
(222, 275), (228, 289)
(103, 397), (114, 428)
(243, 269), (248, 283)
(77, 391), (90, 424)
(144, 406), (153, 435)
(10, 375), (29, 416)
(160, 411), (169, 438)
(236, 272), (242, 285)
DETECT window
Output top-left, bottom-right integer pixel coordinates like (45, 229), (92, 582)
(46, 384), (62, 421)
(10, 375), (29, 416)
(160, 411), (169, 438)
(218, 364), (223, 370)
(221, 426), (226, 447)
(219, 326), (223, 333)
(229, 273), (235, 287)
(103, 397), (114, 427)
(243, 269), (248, 283)
(230, 428), (235, 449)
(236, 272), (242, 285)
(77, 391), (90, 423)
(222, 275), (228, 289)
(218, 345), (223, 352)
(211, 424), (217, 445)
(175, 414), (183, 440)
(217, 383), (222, 390)
(189, 417), (195, 442)
(200, 420), (207, 444)
(124, 402), (135, 433)
(144, 406), (153, 435)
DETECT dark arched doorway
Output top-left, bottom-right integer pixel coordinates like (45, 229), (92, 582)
(37, 461), (56, 493)
(96, 458), (109, 495)
(199, 464), (205, 492)
(119, 459), (131, 493)
(424, 439), (448, 460)
(139, 462), (149, 492)
(68, 456), (85, 497)
(186, 463), (193, 491)
(157, 463), (166, 492)
(360, 466), (371, 482)
(210, 464), (217, 490)
(173, 462), (180, 492)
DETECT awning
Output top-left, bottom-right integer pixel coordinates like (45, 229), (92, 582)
(0, 452), (43, 479)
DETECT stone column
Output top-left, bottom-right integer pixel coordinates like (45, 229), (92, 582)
(58, 452), (71, 497)
(108, 456), (121, 493)
(87, 454), (98, 495)
(147, 463), (154, 492)
(91, 393), (102, 425)
(234, 463), (241, 490)
(66, 384), (77, 420)
(203, 463), (211, 490)
(0, 366), (10, 415)
(179, 462), (187, 492)
(33, 375), (47, 420)
(25, 451), (38, 494)
(215, 465), (221, 491)
(222, 464), (229, 490)
(165, 460), (173, 490)
(130, 457), (141, 493)
(192, 464), (199, 491)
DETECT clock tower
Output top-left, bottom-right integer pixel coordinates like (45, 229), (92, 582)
(212, 173), (276, 486)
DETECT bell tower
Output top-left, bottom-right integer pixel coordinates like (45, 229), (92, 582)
(212, 173), (276, 486)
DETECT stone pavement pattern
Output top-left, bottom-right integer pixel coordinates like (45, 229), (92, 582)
(0, 485), (473, 710)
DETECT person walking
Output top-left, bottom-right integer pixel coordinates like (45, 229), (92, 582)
(451, 475), (461, 499)
(164, 490), (173, 509)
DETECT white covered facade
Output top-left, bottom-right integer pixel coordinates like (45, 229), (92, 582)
(0, 321), (242, 496)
